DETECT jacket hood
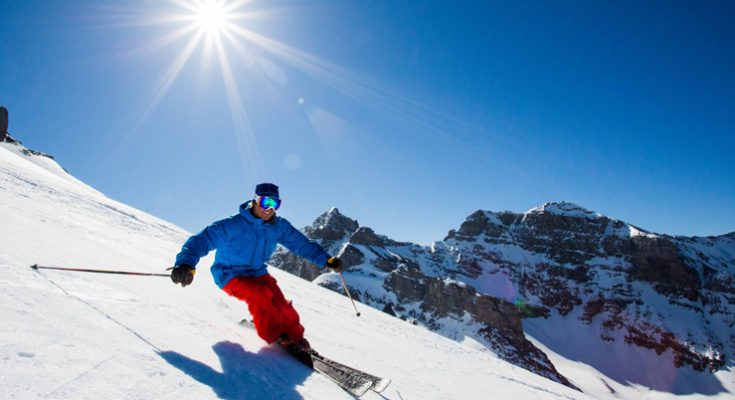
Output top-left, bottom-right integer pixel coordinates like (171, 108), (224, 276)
(239, 200), (253, 212)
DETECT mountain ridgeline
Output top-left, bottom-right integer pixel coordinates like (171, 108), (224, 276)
(269, 202), (735, 388)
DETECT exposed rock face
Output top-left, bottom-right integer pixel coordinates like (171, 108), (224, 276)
(1, 106), (12, 143)
(383, 264), (575, 387)
(270, 201), (734, 388)
(629, 235), (702, 302)
(0, 106), (8, 141)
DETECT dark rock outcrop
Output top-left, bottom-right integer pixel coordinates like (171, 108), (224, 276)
(0, 106), (17, 143)
(0, 107), (52, 159)
(0, 106), (8, 141)
(629, 235), (701, 302)
(384, 264), (575, 387)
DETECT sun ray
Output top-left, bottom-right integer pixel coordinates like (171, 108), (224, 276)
(139, 29), (205, 126)
(220, 22), (256, 64)
(111, 26), (206, 158)
(225, 25), (480, 155)
(220, 0), (254, 14)
(212, 31), (264, 180)
(126, 23), (200, 58)
(167, 0), (200, 15)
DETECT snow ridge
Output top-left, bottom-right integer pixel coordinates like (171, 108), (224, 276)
(526, 201), (603, 220)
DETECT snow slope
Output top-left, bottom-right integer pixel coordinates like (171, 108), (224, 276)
(0, 142), (589, 399)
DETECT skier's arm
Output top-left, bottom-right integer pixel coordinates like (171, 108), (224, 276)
(174, 220), (227, 268)
(278, 220), (330, 267)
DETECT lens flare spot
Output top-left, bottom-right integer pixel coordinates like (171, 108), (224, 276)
(285, 154), (301, 170)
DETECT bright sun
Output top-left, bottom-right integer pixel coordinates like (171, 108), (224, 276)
(139, 0), (415, 181)
(193, 0), (230, 37)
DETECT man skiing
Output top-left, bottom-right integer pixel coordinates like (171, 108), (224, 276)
(170, 182), (342, 350)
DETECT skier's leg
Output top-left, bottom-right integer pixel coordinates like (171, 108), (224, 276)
(263, 275), (305, 343)
(223, 276), (284, 344)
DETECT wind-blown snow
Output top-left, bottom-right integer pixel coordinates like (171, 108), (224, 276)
(0, 143), (588, 399)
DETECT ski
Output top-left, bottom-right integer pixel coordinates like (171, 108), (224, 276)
(286, 344), (374, 397)
(239, 319), (391, 396)
(307, 349), (391, 393)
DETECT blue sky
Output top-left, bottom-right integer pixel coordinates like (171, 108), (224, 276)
(2, 0), (734, 244)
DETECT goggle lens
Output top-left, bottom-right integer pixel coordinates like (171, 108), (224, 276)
(258, 195), (281, 210)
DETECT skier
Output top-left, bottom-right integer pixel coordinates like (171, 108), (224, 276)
(170, 182), (343, 351)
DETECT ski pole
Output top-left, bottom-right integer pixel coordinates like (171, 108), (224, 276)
(30, 264), (170, 277)
(338, 272), (361, 317)
(334, 244), (361, 317)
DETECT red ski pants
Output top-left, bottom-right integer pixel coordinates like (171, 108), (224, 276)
(223, 274), (305, 344)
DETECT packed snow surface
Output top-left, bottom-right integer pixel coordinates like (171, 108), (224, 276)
(0, 142), (589, 399)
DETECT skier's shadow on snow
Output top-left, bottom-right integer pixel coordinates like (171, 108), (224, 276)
(158, 341), (310, 400)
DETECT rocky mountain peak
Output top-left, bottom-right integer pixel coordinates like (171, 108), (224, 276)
(303, 207), (359, 247)
(445, 209), (518, 241)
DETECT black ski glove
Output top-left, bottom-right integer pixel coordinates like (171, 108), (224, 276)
(171, 264), (195, 287)
(325, 257), (343, 273)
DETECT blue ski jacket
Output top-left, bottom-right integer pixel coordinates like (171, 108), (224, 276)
(175, 201), (329, 288)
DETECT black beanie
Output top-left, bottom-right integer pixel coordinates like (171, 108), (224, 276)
(255, 183), (279, 198)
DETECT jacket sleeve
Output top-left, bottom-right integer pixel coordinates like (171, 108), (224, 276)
(278, 219), (329, 268)
(174, 220), (227, 268)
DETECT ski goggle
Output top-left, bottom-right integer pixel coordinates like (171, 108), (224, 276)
(256, 195), (282, 211)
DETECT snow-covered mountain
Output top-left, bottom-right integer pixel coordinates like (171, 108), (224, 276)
(0, 142), (592, 399)
(270, 203), (735, 398)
